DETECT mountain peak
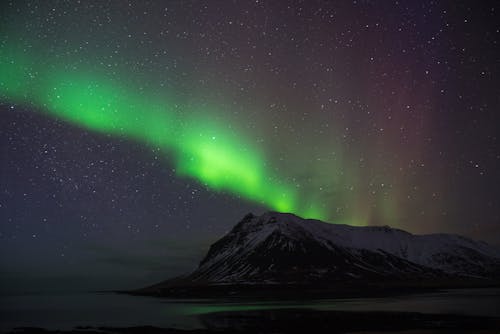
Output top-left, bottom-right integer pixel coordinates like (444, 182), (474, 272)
(232, 211), (303, 233)
(145, 212), (500, 293)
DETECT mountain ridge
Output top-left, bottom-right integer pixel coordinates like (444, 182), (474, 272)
(135, 211), (500, 297)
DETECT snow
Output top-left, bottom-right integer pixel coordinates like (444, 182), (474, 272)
(193, 211), (500, 282)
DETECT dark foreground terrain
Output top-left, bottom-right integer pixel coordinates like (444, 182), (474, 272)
(9, 309), (500, 334)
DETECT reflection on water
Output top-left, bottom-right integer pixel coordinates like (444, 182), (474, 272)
(186, 288), (500, 317)
(0, 288), (499, 332)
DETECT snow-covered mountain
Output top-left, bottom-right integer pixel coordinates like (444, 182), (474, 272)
(143, 212), (500, 292)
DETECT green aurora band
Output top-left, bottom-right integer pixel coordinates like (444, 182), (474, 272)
(0, 46), (327, 220)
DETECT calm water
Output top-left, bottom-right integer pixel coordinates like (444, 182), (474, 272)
(1, 288), (499, 332)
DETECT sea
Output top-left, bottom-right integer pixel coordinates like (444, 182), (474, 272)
(1, 288), (499, 332)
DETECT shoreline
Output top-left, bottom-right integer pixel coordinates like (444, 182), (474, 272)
(8, 309), (500, 334)
(125, 281), (500, 299)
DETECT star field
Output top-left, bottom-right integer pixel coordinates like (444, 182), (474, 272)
(0, 0), (499, 291)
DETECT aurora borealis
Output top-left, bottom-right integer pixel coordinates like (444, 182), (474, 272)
(1, 0), (500, 292)
(0, 45), (324, 219)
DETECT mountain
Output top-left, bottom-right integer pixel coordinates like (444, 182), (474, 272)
(137, 212), (500, 296)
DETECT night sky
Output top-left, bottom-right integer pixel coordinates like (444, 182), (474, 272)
(1, 0), (499, 292)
